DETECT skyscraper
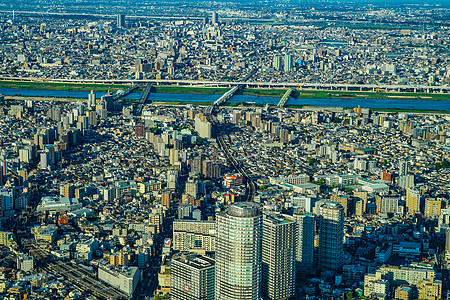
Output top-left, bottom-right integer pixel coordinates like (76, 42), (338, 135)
(171, 252), (215, 300)
(88, 90), (96, 109)
(273, 55), (283, 71)
(215, 202), (262, 300)
(284, 53), (294, 72)
(117, 14), (125, 28)
(318, 201), (344, 271)
(262, 215), (296, 300)
(211, 12), (218, 25)
(292, 212), (315, 272)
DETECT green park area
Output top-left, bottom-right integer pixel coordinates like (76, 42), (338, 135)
(0, 80), (128, 92)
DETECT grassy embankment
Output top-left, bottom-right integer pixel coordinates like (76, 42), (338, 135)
(0, 80), (128, 92)
(153, 86), (450, 101)
(2, 80), (450, 113)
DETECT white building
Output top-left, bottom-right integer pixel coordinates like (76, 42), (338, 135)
(98, 265), (140, 297)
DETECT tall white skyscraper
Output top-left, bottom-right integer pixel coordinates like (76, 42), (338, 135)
(88, 90), (96, 109)
(262, 215), (296, 300)
(292, 212), (315, 272)
(117, 14), (125, 28)
(215, 202), (262, 300)
(318, 201), (344, 271)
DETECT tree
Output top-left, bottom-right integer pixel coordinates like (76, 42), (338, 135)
(346, 291), (354, 300)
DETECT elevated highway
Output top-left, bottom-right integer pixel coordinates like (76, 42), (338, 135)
(4, 76), (449, 94)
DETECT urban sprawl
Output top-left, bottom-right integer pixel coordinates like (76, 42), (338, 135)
(0, 2), (449, 300)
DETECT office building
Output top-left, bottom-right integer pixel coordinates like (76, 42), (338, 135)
(406, 188), (421, 215)
(17, 254), (34, 272)
(98, 265), (140, 297)
(171, 252), (215, 300)
(262, 215), (296, 300)
(292, 212), (314, 271)
(318, 201), (344, 271)
(117, 14), (125, 28)
(215, 202), (262, 300)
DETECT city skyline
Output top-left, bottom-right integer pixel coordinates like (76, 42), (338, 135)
(0, 1), (448, 300)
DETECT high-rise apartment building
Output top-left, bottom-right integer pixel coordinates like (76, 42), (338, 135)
(211, 12), (218, 25)
(117, 14), (125, 28)
(424, 198), (441, 219)
(273, 55), (283, 70)
(194, 113), (212, 138)
(399, 160), (409, 176)
(318, 201), (344, 271)
(215, 202), (262, 300)
(262, 215), (296, 300)
(406, 188), (421, 215)
(284, 53), (294, 72)
(292, 212), (315, 271)
(173, 220), (216, 252)
(171, 252), (215, 300)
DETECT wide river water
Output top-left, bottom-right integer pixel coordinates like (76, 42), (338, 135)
(1, 87), (450, 111)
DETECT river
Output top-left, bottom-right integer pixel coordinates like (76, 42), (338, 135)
(1, 87), (450, 111)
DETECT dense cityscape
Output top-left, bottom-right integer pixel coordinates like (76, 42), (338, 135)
(0, 1), (449, 300)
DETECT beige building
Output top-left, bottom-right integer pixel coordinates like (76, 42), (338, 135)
(424, 198), (442, 219)
(194, 113), (212, 139)
(173, 220), (216, 252)
(365, 263), (438, 298)
(417, 278), (442, 300)
(394, 285), (412, 300)
(406, 188), (421, 215)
